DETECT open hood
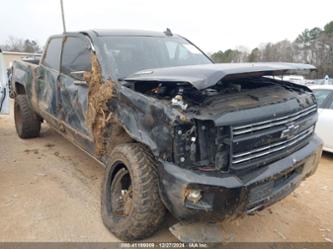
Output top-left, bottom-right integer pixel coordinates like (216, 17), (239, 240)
(124, 62), (316, 90)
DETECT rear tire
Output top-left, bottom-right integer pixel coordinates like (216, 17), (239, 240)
(14, 95), (41, 138)
(101, 143), (166, 241)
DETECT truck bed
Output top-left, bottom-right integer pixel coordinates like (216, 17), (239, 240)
(11, 60), (39, 97)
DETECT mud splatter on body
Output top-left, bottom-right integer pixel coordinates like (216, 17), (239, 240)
(86, 54), (114, 156)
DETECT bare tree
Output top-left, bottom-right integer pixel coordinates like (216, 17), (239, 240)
(0, 36), (42, 53)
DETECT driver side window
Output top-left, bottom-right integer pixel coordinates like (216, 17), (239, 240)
(61, 37), (92, 76)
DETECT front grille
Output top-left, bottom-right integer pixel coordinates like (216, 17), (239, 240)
(233, 105), (317, 135)
(233, 126), (314, 164)
(231, 104), (317, 170)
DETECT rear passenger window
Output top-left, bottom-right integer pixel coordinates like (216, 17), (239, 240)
(61, 37), (91, 75)
(42, 38), (62, 70)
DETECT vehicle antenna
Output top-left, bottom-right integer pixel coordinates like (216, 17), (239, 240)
(60, 0), (67, 33)
(164, 28), (173, 36)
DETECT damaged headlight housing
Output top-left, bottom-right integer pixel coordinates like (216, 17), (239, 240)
(173, 121), (231, 171)
(213, 126), (231, 171)
(173, 124), (198, 166)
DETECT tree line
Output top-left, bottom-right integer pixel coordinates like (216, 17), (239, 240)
(211, 20), (333, 78)
(0, 36), (42, 53)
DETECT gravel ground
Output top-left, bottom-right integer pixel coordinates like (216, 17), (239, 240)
(0, 102), (332, 242)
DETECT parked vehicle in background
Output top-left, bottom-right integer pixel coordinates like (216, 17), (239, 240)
(21, 55), (42, 65)
(305, 78), (333, 86)
(10, 29), (323, 241)
(310, 85), (333, 153)
(282, 75), (306, 84)
(0, 49), (9, 114)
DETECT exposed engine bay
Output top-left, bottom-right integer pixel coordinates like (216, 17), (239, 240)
(123, 76), (309, 114)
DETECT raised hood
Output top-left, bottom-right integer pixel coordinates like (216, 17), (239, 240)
(124, 62), (316, 90)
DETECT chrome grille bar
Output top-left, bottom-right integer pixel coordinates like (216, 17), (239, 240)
(233, 105), (317, 136)
(232, 126), (314, 164)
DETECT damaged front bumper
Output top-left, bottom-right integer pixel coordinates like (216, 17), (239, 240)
(158, 135), (322, 220)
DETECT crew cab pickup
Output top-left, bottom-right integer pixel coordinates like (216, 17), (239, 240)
(10, 30), (322, 241)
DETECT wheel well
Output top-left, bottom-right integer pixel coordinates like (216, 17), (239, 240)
(110, 161), (128, 183)
(106, 126), (135, 154)
(15, 83), (26, 95)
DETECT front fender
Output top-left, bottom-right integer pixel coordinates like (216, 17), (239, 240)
(111, 84), (185, 160)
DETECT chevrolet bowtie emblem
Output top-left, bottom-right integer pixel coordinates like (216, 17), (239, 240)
(280, 123), (300, 139)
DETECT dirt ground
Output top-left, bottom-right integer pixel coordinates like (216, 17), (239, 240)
(0, 103), (333, 242)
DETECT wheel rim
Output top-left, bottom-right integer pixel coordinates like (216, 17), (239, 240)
(110, 166), (133, 221)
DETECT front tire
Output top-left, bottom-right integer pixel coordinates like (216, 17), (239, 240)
(14, 95), (41, 138)
(101, 143), (166, 241)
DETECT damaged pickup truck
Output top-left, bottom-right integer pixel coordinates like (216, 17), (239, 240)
(10, 29), (322, 240)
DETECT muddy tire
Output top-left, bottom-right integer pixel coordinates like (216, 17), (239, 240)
(14, 95), (41, 138)
(101, 143), (166, 241)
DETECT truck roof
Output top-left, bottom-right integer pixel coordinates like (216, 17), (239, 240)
(50, 29), (171, 39)
(90, 29), (169, 37)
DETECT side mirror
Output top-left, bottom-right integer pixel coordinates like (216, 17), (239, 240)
(70, 71), (88, 86)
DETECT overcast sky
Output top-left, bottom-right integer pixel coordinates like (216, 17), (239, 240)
(0, 0), (332, 52)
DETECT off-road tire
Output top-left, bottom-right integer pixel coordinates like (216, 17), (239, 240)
(101, 143), (166, 241)
(14, 95), (41, 138)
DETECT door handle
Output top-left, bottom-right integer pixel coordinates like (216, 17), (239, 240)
(74, 80), (88, 86)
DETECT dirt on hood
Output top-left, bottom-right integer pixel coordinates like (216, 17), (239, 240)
(85, 54), (115, 156)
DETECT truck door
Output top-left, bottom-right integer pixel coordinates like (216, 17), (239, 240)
(0, 50), (9, 114)
(58, 35), (92, 138)
(37, 37), (63, 118)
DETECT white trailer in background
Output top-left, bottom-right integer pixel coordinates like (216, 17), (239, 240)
(0, 49), (9, 114)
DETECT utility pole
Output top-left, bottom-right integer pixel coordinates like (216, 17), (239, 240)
(60, 0), (66, 33)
